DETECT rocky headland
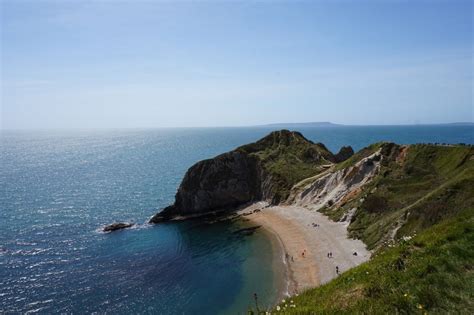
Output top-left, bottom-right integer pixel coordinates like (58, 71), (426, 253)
(150, 130), (353, 223)
(151, 130), (473, 249)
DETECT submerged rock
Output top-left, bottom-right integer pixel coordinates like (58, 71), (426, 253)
(103, 222), (134, 232)
(232, 225), (262, 236)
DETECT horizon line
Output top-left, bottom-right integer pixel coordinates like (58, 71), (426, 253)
(1, 121), (473, 132)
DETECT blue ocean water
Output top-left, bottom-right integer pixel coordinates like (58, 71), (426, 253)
(1, 125), (472, 314)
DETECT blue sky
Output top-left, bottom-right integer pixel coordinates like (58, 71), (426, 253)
(1, 0), (472, 129)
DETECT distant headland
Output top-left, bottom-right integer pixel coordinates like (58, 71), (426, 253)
(255, 121), (474, 128)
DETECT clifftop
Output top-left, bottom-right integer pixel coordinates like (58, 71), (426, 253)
(238, 130), (322, 151)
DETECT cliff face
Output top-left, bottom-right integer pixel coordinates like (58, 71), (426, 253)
(289, 147), (383, 210)
(150, 130), (353, 223)
(151, 151), (262, 222)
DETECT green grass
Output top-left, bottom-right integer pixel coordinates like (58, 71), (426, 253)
(347, 144), (474, 249)
(264, 208), (474, 314)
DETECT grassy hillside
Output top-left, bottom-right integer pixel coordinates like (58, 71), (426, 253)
(269, 208), (474, 314)
(237, 130), (338, 203)
(323, 143), (474, 249)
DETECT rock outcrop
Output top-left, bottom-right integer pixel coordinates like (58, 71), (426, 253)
(291, 148), (383, 210)
(150, 130), (354, 223)
(334, 146), (355, 163)
(103, 222), (134, 232)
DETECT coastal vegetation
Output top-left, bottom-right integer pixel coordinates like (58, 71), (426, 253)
(322, 143), (474, 249)
(236, 130), (343, 203)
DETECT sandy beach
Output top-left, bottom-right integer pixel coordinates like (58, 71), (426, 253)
(239, 203), (371, 296)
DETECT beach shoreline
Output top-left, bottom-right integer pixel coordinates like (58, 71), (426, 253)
(238, 203), (371, 301)
(258, 214), (296, 300)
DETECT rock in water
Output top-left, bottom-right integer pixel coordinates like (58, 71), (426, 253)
(103, 222), (134, 232)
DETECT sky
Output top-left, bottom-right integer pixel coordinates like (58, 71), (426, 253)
(1, 0), (473, 129)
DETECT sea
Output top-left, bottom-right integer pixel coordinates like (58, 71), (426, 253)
(1, 125), (473, 314)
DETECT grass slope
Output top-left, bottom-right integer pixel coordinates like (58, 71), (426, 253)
(270, 208), (474, 314)
(329, 144), (474, 249)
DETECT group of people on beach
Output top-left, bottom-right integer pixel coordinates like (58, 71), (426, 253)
(286, 249), (342, 276)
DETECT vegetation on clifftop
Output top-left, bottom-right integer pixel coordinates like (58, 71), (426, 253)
(347, 144), (473, 249)
(237, 130), (344, 203)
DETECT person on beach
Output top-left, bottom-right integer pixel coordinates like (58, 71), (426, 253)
(336, 266), (339, 274)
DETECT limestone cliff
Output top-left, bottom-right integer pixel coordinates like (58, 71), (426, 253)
(150, 130), (353, 223)
(150, 151), (262, 222)
(289, 147), (384, 210)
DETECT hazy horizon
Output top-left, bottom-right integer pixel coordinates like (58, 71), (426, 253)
(1, 1), (473, 129)
(2, 120), (474, 132)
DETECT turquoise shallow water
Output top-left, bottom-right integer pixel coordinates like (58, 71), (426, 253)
(1, 126), (472, 313)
